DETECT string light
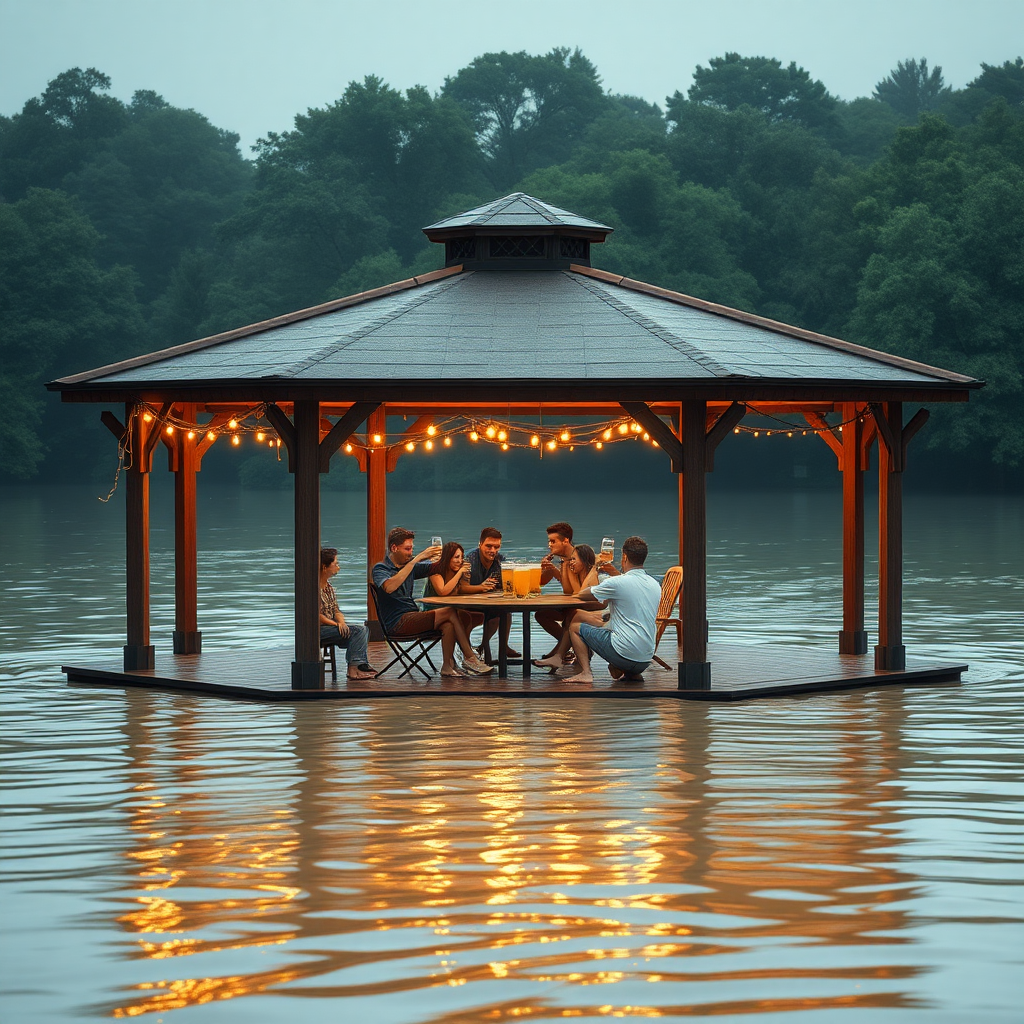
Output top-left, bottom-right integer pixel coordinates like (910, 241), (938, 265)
(469, 430), (479, 442)
(373, 433), (383, 444)
(443, 437), (452, 447)
(485, 425), (497, 439)
(602, 428), (612, 441)
(405, 441), (415, 452)
(231, 435), (240, 446)
(618, 423), (629, 435)
(165, 425), (174, 435)
(256, 431), (265, 442)
(560, 428), (571, 442)
(547, 439), (557, 451)
(596, 441), (603, 449)
(187, 431), (195, 440)
(228, 419), (238, 429)
(530, 434), (540, 447)
(142, 413), (153, 423)
(206, 431), (216, 442)
(501, 442), (509, 451)
(425, 439), (434, 451)
(497, 428), (507, 442)
(426, 424), (437, 436)
(344, 443), (353, 453)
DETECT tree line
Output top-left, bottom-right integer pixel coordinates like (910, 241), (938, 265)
(1, 52), (1021, 488)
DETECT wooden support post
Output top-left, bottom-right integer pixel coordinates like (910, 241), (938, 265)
(365, 406), (388, 640)
(679, 400), (711, 690)
(840, 404), (867, 655)
(292, 400), (323, 689)
(172, 405), (201, 654)
(874, 401), (905, 670)
(124, 404), (155, 670)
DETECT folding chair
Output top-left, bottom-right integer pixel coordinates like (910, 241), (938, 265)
(369, 585), (443, 680)
(652, 566), (683, 670)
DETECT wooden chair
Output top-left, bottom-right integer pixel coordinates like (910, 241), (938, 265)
(321, 641), (338, 681)
(369, 585), (442, 680)
(652, 566), (683, 670)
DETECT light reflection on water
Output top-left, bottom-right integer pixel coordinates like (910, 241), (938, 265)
(1, 484), (1022, 1022)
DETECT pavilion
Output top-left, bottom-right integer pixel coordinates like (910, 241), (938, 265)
(49, 192), (981, 697)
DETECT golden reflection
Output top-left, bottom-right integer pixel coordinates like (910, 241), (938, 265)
(101, 692), (924, 1018)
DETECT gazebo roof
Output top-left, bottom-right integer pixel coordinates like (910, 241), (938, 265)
(422, 192), (612, 236)
(52, 265), (979, 400)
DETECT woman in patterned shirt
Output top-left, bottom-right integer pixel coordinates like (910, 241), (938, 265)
(320, 547), (377, 680)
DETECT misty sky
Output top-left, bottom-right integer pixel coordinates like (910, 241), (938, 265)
(2, 0), (1021, 153)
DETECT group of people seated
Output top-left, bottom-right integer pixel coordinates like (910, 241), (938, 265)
(320, 521), (662, 683)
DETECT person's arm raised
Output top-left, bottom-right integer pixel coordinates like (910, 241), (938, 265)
(380, 546), (440, 593)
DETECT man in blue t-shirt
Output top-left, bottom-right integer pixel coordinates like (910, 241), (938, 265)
(372, 527), (492, 677)
(562, 535), (660, 683)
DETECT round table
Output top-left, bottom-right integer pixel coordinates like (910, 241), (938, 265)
(421, 593), (585, 677)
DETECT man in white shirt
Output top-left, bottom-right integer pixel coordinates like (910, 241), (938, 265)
(563, 535), (660, 683)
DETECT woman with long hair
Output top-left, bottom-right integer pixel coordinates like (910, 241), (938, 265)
(532, 544), (605, 671)
(424, 541), (486, 677)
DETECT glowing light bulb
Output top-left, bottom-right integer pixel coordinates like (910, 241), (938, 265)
(142, 413), (153, 423)
(372, 433), (382, 444)
(425, 439), (434, 451)
(618, 423), (629, 435)
(602, 428), (612, 441)
(596, 441), (603, 450)
(229, 419), (238, 429)
(206, 431), (216, 442)
(501, 442), (509, 451)
(187, 431), (195, 440)
(405, 441), (415, 452)
(766, 430), (772, 437)
(734, 427), (740, 434)
(485, 425), (496, 439)
(530, 435), (540, 447)
(547, 440), (557, 451)
(642, 432), (649, 441)
(631, 422), (641, 433)
(231, 434), (240, 446)
(427, 424), (437, 436)
(344, 443), (353, 453)
(256, 431), (265, 442)
(470, 431), (479, 442)
(787, 431), (793, 437)
(165, 425), (174, 435)
(652, 440), (659, 448)
(753, 431), (760, 438)
(560, 429), (571, 442)
(276, 439), (282, 447)
(497, 429), (507, 442)
(443, 437), (452, 447)
(268, 440), (274, 447)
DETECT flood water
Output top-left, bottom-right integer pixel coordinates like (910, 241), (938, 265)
(1, 482), (1022, 1022)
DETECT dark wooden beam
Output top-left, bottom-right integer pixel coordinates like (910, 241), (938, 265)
(141, 401), (173, 470)
(319, 401), (380, 473)
(365, 406), (388, 640)
(705, 401), (745, 470)
(619, 402), (682, 471)
(100, 410), (126, 441)
(264, 403), (297, 470)
(123, 403), (154, 671)
(291, 400), (322, 689)
(876, 402), (905, 670)
(679, 400), (711, 690)
(901, 408), (930, 467)
(840, 403), (867, 655)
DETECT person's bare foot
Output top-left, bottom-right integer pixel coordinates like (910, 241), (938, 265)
(565, 673), (593, 684)
(441, 664), (466, 678)
(533, 655), (563, 670)
(555, 664), (581, 678)
(347, 668), (377, 680)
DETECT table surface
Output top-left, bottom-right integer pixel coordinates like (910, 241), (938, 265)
(421, 593), (584, 611)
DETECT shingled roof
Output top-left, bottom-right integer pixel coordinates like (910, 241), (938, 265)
(50, 193), (980, 400)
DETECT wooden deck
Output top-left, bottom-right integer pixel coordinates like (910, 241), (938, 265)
(62, 642), (966, 702)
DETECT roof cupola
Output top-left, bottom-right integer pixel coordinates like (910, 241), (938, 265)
(422, 192), (612, 270)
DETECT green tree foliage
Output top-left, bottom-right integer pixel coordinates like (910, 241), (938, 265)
(685, 52), (841, 138)
(4, 51), (1023, 486)
(443, 48), (608, 189)
(0, 189), (144, 478)
(873, 58), (952, 118)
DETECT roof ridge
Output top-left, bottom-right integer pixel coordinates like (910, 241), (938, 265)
(288, 273), (470, 376)
(570, 265), (978, 385)
(51, 266), (464, 387)
(566, 273), (734, 378)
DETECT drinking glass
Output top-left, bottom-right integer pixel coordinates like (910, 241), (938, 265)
(528, 563), (542, 595)
(501, 563), (516, 597)
(599, 537), (615, 565)
(430, 535), (442, 549)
